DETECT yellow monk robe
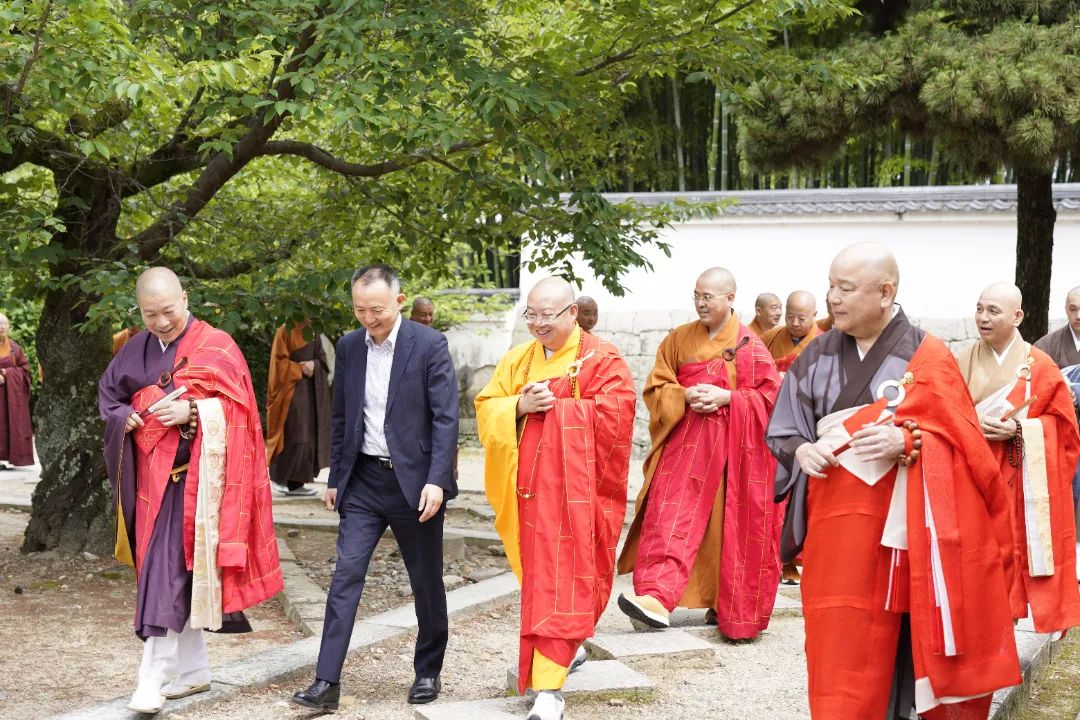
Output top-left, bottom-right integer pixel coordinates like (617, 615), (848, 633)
(816, 315), (834, 332)
(476, 326), (636, 692)
(618, 317), (741, 609)
(761, 322), (821, 373)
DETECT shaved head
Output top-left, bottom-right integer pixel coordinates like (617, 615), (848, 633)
(698, 267), (736, 293)
(1066, 286), (1080, 334)
(756, 292), (780, 309)
(136, 267), (184, 300)
(135, 267), (189, 343)
(828, 242), (899, 344)
(976, 282), (1024, 351)
(576, 295), (598, 332)
(525, 276), (579, 351)
(784, 290), (817, 340)
(410, 296), (435, 326)
(787, 290), (816, 313)
(694, 267), (737, 334)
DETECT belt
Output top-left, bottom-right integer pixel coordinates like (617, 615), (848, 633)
(170, 463), (189, 484)
(361, 454), (393, 470)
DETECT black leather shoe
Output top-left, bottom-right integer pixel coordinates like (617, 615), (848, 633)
(407, 676), (440, 704)
(292, 679), (340, 711)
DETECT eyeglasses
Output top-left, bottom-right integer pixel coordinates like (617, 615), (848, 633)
(522, 303), (573, 325)
(693, 292), (725, 304)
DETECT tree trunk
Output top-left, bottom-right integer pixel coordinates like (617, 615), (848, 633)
(708, 87), (720, 192)
(23, 283), (113, 554)
(672, 76), (686, 192)
(1014, 166), (1056, 342)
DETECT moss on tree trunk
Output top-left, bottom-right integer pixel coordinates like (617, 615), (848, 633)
(22, 286), (113, 554)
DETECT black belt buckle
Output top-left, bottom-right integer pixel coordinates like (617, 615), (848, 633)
(369, 455), (393, 470)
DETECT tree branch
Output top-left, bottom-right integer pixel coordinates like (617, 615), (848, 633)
(180, 236), (297, 279)
(252, 137), (489, 177)
(66, 98), (133, 138)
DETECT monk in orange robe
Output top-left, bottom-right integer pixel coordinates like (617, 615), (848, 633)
(957, 282), (1080, 635)
(762, 290), (821, 374)
(767, 243), (1020, 720)
(265, 320), (331, 495)
(617, 268), (783, 641)
(749, 292), (782, 337)
(475, 277), (636, 720)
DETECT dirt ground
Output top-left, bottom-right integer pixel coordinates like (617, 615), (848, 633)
(0, 509), (302, 719)
(284, 526), (511, 609)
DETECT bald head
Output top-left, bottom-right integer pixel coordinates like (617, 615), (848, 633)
(1066, 286), (1080, 335)
(695, 267), (737, 333)
(753, 292), (782, 331)
(136, 267), (189, 343)
(576, 295), (598, 332)
(698, 267), (736, 293)
(410, 296), (435, 326)
(976, 282), (1024, 351)
(755, 293), (779, 309)
(828, 242), (899, 342)
(784, 291), (817, 340)
(136, 267), (184, 300)
(525, 276), (579, 351)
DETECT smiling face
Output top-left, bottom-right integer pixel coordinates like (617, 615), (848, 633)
(976, 283), (1023, 351)
(755, 294), (782, 330)
(138, 291), (189, 343)
(352, 279), (404, 344)
(694, 268), (736, 333)
(525, 278), (578, 352)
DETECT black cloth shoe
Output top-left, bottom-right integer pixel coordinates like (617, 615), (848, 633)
(407, 676), (440, 704)
(292, 679), (340, 711)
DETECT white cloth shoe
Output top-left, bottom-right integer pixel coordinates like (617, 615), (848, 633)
(162, 668), (213, 699)
(568, 645), (587, 674)
(526, 690), (565, 720)
(127, 682), (165, 714)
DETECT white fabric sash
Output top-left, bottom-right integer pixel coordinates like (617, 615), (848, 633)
(974, 378), (1055, 577)
(816, 405), (907, 550)
(190, 398), (226, 631)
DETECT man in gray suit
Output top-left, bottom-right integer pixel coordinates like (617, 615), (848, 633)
(293, 264), (459, 710)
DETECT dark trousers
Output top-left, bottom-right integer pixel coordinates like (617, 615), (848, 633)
(315, 456), (447, 682)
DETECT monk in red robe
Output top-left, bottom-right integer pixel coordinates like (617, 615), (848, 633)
(0, 313), (33, 468)
(617, 268), (783, 640)
(767, 243), (1021, 720)
(99, 268), (283, 714)
(475, 277), (636, 720)
(957, 282), (1080, 635)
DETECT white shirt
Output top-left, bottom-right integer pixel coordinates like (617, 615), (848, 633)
(361, 314), (403, 457)
(992, 334), (1018, 366)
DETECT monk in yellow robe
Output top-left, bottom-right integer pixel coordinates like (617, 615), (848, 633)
(749, 292), (782, 337)
(475, 277), (636, 720)
(617, 268), (783, 640)
(762, 291), (821, 374)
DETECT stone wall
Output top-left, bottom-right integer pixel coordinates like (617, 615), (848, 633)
(449, 309), (995, 457)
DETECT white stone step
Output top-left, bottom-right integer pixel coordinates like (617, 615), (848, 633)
(413, 696), (528, 720)
(586, 628), (714, 661)
(506, 659), (655, 699)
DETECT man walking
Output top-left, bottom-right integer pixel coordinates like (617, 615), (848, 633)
(293, 264), (458, 711)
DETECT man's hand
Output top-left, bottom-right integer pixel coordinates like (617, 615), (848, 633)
(795, 441), (838, 479)
(152, 399), (192, 427)
(418, 484), (444, 522)
(124, 412), (145, 433)
(325, 488), (337, 511)
(981, 416), (1019, 442)
(300, 360), (315, 378)
(0, 370), (6, 385)
(850, 424), (905, 461)
(516, 381), (555, 417)
(687, 384), (731, 414)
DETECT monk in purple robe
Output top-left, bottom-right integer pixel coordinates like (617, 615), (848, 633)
(0, 313), (34, 468)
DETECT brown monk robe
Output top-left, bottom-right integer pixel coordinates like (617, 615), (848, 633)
(749, 292), (782, 337)
(265, 321), (331, 494)
(0, 313), (33, 467)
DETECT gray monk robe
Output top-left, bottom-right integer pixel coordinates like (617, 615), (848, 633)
(1034, 325), (1080, 370)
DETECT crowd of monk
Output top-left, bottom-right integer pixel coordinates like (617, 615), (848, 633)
(3, 239), (1066, 720)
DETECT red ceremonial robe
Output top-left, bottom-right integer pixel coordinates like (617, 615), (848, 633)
(127, 319), (283, 613)
(803, 337), (1020, 719)
(630, 332), (782, 639)
(0, 340), (34, 466)
(991, 348), (1080, 633)
(515, 330), (636, 693)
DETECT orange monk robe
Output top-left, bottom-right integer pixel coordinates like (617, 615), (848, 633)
(618, 316), (741, 609)
(748, 318), (772, 338)
(475, 326), (636, 693)
(265, 323), (308, 465)
(816, 315), (834, 332)
(957, 338), (1080, 633)
(112, 327), (141, 357)
(761, 322), (821, 373)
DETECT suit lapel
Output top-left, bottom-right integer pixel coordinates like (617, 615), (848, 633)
(355, 329), (368, 417)
(386, 319), (416, 415)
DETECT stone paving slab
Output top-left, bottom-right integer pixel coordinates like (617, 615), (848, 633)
(506, 659), (656, 699)
(50, 683), (236, 720)
(991, 629), (1058, 719)
(414, 696), (530, 720)
(586, 628), (714, 661)
(371, 572), (519, 628)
